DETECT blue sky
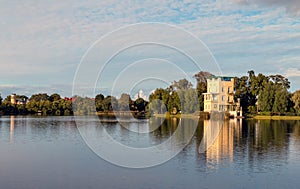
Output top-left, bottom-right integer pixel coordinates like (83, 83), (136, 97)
(0, 0), (299, 98)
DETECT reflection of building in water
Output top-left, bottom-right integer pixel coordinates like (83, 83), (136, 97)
(10, 116), (15, 143)
(200, 118), (242, 163)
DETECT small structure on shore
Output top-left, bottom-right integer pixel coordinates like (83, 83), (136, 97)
(203, 76), (242, 118)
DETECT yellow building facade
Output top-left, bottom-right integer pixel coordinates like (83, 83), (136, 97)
(203, 76), (242, 117)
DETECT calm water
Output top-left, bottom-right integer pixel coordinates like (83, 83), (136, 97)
(0, 116), (300, 189)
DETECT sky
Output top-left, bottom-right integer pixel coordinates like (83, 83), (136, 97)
(0, 0), (299, 98)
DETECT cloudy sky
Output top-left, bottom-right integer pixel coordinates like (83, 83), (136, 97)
(0, 0), (299, 98)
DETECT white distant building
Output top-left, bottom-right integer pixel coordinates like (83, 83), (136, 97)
(134, 90), (147, 100)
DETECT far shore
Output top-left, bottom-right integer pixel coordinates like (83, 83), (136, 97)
(252, 115), (300, 120)
(96, 111), (300, 120)
(155, 113), (300, 120)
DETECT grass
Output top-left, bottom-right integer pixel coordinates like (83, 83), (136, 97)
(252, 115), (300, 120)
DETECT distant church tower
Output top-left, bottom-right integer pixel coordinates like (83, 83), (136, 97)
(11, 94), (16, 104)
(138, 90), (143, 99)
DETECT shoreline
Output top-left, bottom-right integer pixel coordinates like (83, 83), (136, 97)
(251, 115), (300, 120)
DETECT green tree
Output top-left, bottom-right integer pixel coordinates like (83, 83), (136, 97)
(102, 96), (118, 111)
(49, 93), (61, 102)
(72, 96), (95, 115)
(194, 71), (214, 111)
(235, 71), (290, 114)
(172, 78), (192, 90)
(135, 98), (147, 112)
(182, 88), (198, 113)
(60, 98), (73, 115)
(272, 87), (289, 113)
(167, 91), (181, 114)
(95, 94), (105, 111)
(196, 82), (206, 111)
(95, 94), (104, 101)
(269, 74), (290, 89)
(149, 88), (170, 113)
(258, 82), (275, 112)
(234, 75), (251, 109)
(292, 90), (300, 113)
(118, 93), (132, 111)
(30, 93), (49, 101)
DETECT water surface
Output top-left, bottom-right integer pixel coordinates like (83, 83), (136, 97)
(0, 116), (299, 189)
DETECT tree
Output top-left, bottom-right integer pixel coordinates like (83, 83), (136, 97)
(102, 96), (118, 111)
(182, 88), (198, 113)
(258, 82), (275, 112)
(292, 90), (300, 113)
(30, 93), (49, 101)
(135, 98), (147, 112)
(196, 82), (207, 111)
(118, 93), (132, 111)
(172, 78), (192, 90)
(95, 94), (104, 102)
(234, 75), (250, 109)
(235, 71), (291, 114)
(272, 87), (289, 113)
(72, 96), (95, 115)
(194, 71), (214, 84)
(95, 94), (105, 111)
(167, 91), (181, 114)
(149, 88), (170, 113)
(269, 74), (290, 89)
(49, 93), (61, 102)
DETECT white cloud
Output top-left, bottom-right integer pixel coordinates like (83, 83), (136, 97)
(0, 0), (299, 94)
(232, 0), (300, 16)
(285, 68), (300, 78)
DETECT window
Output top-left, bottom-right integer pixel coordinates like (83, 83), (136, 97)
(228, 87), (231, 93)
(213, 95), (218, 101)
(222, 87), (224, 92)
(214, 104), (217, 109)
(222, 96), (225, 101)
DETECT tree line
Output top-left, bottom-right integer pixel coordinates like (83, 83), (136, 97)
(1, 70), (300, 116)
(0, 93), (73, 116)
(0, 93), (149, 116)
(234, 70), (300, 115)
(147, 70), (300, 116)
(72, 94), (148, 116)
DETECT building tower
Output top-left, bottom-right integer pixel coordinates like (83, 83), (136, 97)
(10, 94), (16, 104)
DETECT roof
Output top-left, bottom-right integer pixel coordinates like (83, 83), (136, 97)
(208, 76), (235, 81)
